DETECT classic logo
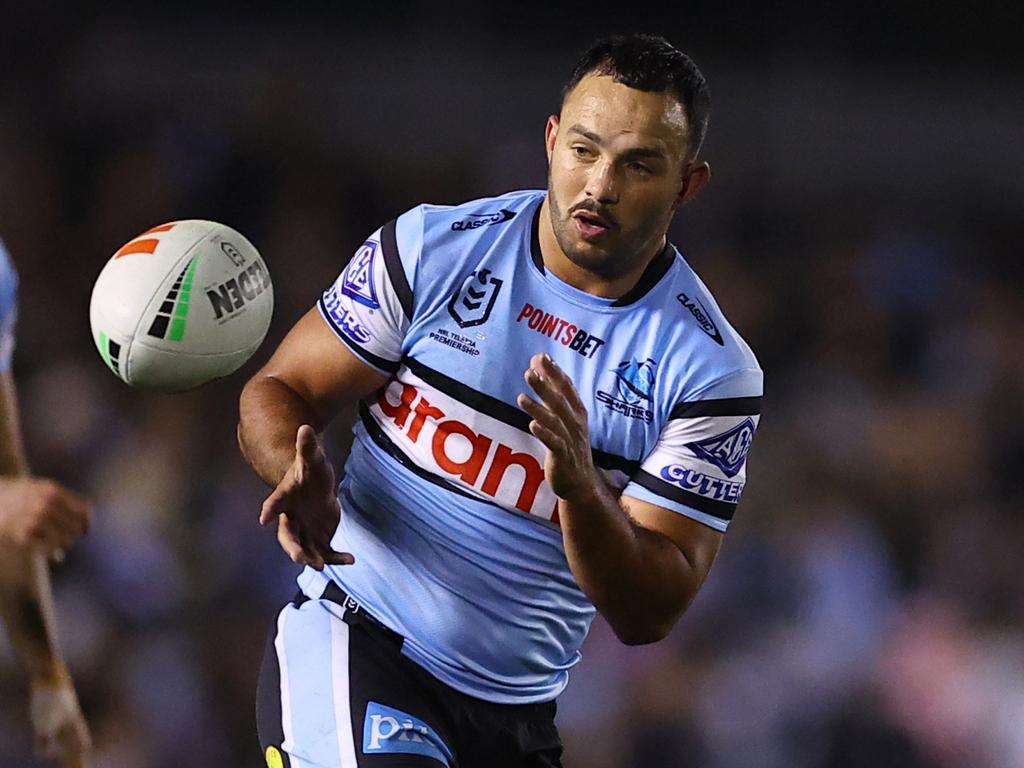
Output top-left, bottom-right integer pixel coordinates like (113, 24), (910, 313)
(447, 268), (503, 328)
(342, 241), (380, 309)
(660, 465), (744, 503)
(596, 358), (656, 422)
(363, 701), (453, 767)
(685, 418), (756, 478)
(451, 209), (515, 231)
(514, 303), (606, 358)
(677, 293), (724, 345)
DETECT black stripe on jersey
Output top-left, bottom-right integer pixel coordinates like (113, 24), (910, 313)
(403, 356), (641, 471)
(592, 449), (640, 475)
(381, 218), (414, 321)
(611, 241), (676, 307)
(404, 356), (532, 430)
(317, 298), (400, 374)
(631, 470), (737, 522)
(669, 396), (762, 419)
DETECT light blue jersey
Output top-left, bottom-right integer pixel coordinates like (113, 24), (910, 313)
(0, 240), (18, 373)
(299, 190), (762, 703)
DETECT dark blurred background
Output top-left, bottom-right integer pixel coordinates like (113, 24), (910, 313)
(1, 3), (1023, 766)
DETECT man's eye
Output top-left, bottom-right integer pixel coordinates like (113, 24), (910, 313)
(628, 162), (651, 174)
(572, 146), (592, 158)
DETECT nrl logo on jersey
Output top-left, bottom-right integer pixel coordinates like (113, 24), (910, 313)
(685, 418), (756, 478)
(450, 209), (515, 231)
(342, 241), (380, 309)
(447, 268), (503, 328)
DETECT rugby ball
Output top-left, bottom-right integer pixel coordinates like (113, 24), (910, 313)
(90, 220), (273, 392)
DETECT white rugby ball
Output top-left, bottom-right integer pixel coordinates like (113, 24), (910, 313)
(90, 220), (273, 392)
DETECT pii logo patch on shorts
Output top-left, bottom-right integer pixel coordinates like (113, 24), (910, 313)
(363, 701), (453, 766)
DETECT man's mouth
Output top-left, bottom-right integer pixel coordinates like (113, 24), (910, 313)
(572, 210), (614, 239)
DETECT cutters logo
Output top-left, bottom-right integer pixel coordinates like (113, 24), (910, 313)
(686, 418), (756, 478)
(660, 465), (744, 503)
(451, 209), (515, 231)
(515, 303), (606, 358)
(322, 283), (373, 343)
(596, 358), (656, 422)
(448, 268), (503, 328)
(342, 241), (380, 309)
(677, 293), (724, 346)
(377, 382), (551, 517)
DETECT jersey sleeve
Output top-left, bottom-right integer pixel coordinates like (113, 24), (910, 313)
(0, 240), (19, 374)
(316, 211), (421, 375)
(621, 368), (763, 532)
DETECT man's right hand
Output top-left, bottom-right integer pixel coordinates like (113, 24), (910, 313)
(259, 425), (354, 570)
(0, 478), (90, 560)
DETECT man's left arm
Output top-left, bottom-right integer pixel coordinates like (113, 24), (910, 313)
(518, 353), (744, 645)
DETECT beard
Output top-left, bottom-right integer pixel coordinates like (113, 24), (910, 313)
(546, 176), (672, 281)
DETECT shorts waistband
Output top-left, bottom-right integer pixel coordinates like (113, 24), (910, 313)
(294, 582), (403, 646)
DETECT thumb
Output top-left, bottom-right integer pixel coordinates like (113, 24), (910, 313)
(296, 424), (321, 465)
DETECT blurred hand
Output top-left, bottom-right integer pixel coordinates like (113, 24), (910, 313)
(517, 353), (597, 502)
(0, 478), (91, 561)
(259, 425), (354, 570)
(30, 675), (91, 767)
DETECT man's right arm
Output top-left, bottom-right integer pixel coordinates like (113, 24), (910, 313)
(238, 306), (389, 567)
(239, 307), (389, 485)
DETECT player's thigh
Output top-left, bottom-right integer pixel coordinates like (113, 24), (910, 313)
(257, 596), (455, 768)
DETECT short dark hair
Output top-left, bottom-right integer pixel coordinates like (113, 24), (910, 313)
(561, 34), (711, 159)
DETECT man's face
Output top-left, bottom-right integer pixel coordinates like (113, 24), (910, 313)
(545, 73), (699, 279)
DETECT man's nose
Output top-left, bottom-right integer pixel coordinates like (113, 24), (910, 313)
(584, 160), (618, 204)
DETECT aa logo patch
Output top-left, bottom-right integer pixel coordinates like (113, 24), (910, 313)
(343, 241), (380, 309)
(686, 418), (756, 478)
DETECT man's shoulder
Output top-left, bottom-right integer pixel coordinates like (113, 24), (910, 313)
(388, 190), (541, 288)
(404, 189), (543, 241)
(658, 250), (762, 397)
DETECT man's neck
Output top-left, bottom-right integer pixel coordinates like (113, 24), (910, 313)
(537, 198), (665, 299)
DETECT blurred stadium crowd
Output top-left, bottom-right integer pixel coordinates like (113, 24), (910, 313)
(1, 7), (1022, 767)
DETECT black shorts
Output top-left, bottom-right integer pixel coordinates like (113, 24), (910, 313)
(257, 582), (564, 768)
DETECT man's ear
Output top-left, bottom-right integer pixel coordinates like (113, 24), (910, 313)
(676, 160), (711, 206)
(545, 115), (560, 162)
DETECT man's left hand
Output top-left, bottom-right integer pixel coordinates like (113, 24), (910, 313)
(517, 353), (596, 501)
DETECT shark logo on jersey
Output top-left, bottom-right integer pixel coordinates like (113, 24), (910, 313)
(677, 293), (724, 346)
(447, 268), (503, 328)
(451, 209), (515, 231)
(613, 357), (656, 403)
(596, 358), (656, 422)
(685, 418), (756, 478)
(342, 241), (380, 309)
